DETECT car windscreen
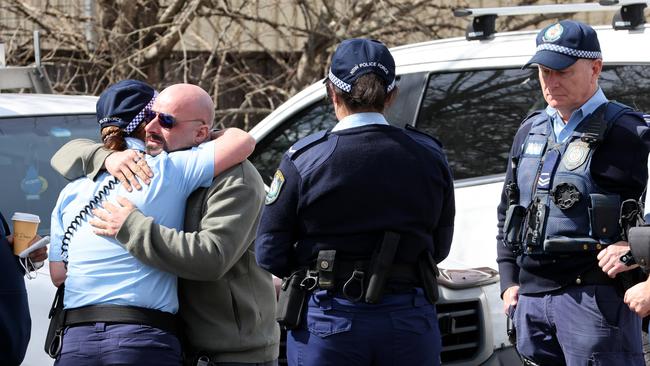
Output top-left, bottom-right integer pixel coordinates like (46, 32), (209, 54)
(0, 114), (98, 236)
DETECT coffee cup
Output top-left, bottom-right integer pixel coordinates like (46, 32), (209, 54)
(11, 212), (40, 255)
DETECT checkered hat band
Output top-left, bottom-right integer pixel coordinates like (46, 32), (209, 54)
(328, 69), (395, 93)
(537, 44), (602, 59)
(124, 91), (158, 134)
(328, 70), (352, 93)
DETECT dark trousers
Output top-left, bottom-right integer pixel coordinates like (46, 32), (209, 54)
(54, 322), (182, 366)
(287, 288), (441, 366)
(513, 285), (644, 366)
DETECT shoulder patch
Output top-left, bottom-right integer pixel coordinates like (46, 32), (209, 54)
(287, 130), (329, 159)
(404, 124), (442, 147)
(265, 170), (285, 205)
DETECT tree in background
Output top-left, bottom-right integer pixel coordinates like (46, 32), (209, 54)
(0, 0), (579, 129)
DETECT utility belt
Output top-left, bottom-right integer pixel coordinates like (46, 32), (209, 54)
(276, 232), (440, 329)
(315, 260), (423, 300)
(64, 305), (178, 334)
(504, 192), (625, 256)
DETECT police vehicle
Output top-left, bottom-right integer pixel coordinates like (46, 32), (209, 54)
(248, 3), (650, 365)
(4, 2), (650, 365)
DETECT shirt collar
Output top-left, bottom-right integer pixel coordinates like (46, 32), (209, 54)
(545, 87), (607, 123)
(331, 112), (389, 132)
(125, 137), (146, 152)
(546, 88), (608, 143)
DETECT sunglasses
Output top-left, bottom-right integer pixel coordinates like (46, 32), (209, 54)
(143, 110), (206, 129)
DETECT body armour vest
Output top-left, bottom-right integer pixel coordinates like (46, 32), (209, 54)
(516, 102), (629, 256)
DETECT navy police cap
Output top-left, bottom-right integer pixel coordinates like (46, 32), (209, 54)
(97, 79), (157, 135)
(524, 20), (601, 71)
(327, 38), (396, 93)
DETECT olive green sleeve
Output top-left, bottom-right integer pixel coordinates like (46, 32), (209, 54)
(50, 139), (112, 181)
(115, 161), (266, 280)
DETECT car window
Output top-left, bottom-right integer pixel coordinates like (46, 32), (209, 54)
(415, 68), (542, 181)
(0, 114), (98, 236)
(415, 65), (650, 181)
(251, 102), (336, 184)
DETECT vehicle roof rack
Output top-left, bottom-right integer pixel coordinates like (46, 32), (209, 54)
(0, 30), (53, 94)
(454, 1), (649, 41)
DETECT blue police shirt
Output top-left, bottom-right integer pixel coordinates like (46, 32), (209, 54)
(549, 88), (607, 143)
(50, 138), (215, 313)
(256, 113), (455, 278)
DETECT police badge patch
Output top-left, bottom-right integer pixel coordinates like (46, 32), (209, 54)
(562, 140), (590, 171)
(265, 170), (285, 205)
(543, 23), (563, 42)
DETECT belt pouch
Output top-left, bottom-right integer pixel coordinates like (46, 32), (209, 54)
(417, 251), (440, 304)
(276, 270), (310, 330)
(589, 193), (621, 241)
(44, 284), (66, 358)
(316, 250), (336, 290)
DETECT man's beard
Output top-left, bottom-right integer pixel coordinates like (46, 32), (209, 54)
(145, 133), (166, 156)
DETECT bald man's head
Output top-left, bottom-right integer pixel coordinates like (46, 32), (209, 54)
(144, 83), (214, 155)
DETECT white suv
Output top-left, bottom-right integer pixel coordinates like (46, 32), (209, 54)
(247, 23), (650, 365)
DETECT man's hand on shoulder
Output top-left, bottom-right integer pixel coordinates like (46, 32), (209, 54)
(90, 196), (137, 237)
(105, 150), (153, 191)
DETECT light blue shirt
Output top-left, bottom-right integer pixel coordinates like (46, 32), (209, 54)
(50, 138), (215, 313)
(546, 88), (608, 143)
(331, 112), (389, 132)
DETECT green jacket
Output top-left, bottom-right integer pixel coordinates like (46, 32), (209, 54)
(51, 139), (279, 363)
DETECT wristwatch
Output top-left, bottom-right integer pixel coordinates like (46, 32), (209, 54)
(620, 250), (637, 266)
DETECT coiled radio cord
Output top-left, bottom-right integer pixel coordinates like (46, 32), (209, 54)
(60, 177), (119, 265)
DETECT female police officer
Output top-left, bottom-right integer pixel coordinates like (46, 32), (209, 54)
(255, 39), (455, 366)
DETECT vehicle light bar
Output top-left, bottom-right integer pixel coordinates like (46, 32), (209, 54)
(454, 1), (649, 40)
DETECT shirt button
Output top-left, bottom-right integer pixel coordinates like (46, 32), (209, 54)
(575, 277), (582, 285)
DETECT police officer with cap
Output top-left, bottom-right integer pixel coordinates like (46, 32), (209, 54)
(497, 20), (648, 365)
(255, 38), (455, 366)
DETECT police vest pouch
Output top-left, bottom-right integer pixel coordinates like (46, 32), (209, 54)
(629, 225), (650, 271)
(543, 236), (600, 253)
(44, 284), (65, 358)
(276, 269), (316, 329)
(504, 204), (526, 254)
(588, 193), (621, 241)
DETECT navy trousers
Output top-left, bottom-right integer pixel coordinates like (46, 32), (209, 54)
(512, 285), (644, 365)
(54, 322), (182, 366)
(287, 288), (441, 366)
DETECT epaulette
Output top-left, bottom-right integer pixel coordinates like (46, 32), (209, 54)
(405, 124), (443, 147)
(521, 110), (544, 126)
(605, 100), (633, 122)
(287, 130), (329, 159)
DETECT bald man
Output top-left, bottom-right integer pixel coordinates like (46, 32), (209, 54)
(51, 83), (280, 366)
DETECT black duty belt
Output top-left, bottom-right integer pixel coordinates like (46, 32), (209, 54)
(65, 305), (178, 334)
(573, 267), (615, 287)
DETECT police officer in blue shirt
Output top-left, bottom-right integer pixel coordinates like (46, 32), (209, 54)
(255, 39), (455, 366)
(497, 20), (648, 365)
